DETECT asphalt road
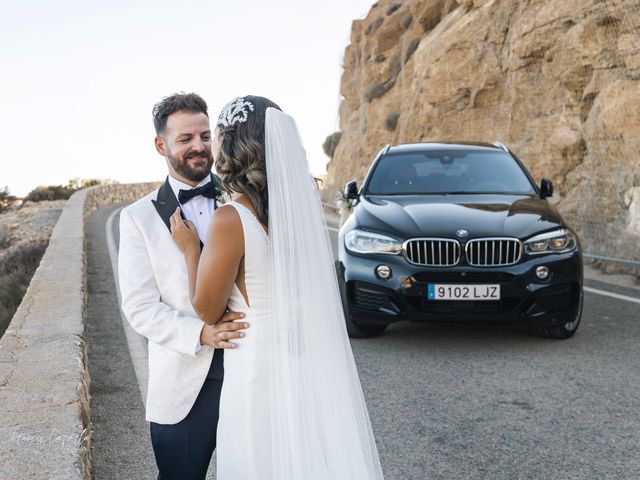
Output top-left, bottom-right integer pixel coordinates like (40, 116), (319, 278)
(87, 203), (640, 480)
(86, 203), (156, 480)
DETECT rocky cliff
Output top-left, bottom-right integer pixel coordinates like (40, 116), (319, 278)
(325, 0), (640, 262)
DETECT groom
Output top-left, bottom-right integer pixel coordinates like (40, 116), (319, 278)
(118, 92), (246, 479)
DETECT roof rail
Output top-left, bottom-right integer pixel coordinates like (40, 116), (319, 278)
(382, 144), (391, 154)
(492, 141), (509, 152)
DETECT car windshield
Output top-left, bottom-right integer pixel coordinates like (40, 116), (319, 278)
(365, 150), (536, 195)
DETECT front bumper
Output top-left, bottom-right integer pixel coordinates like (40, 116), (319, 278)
(338, 247), (583, 328)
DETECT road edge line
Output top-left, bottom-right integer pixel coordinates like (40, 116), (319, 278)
(584, 286), (640, 305)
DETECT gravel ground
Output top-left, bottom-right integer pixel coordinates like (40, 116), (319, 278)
(0, 200), (67, 248)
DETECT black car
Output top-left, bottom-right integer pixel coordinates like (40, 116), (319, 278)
(336, 142), (583, 339)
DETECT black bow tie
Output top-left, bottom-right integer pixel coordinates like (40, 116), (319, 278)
(178, 182), (219, 204)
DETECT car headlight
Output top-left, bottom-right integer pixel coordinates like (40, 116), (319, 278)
(344, 229), (403, 255)
(524, 229), (577, 255)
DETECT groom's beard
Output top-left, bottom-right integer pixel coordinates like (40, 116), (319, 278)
(167, 148), (214, 182)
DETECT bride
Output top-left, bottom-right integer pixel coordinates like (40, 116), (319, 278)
(170, 95), (384, 479)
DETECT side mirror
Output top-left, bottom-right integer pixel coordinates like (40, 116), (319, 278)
(540, 178), (553, 198)
(344, 179), (359, 200)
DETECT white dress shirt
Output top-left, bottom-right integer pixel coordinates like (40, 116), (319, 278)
(167, 174), (216, 351)
(167, 174), (215, 244)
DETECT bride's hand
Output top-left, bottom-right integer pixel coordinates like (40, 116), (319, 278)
(170, 208), (200, 255)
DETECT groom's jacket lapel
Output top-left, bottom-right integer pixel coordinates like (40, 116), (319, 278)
(151, 174), (221, 250)
(151, 176), (180, 232)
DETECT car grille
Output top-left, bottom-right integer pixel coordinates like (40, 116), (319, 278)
(465, 238), (522, 267)
(404, 238), (461, 266)
(413, 272), (515, 283)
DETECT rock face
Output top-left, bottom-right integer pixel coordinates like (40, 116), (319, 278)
(326, 0), (640, 263)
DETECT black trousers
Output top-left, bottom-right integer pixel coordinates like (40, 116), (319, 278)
(150, 377), (223, 480)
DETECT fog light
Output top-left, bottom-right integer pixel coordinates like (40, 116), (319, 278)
(536, 266), (549, 280)
(375, 264), (392, 280)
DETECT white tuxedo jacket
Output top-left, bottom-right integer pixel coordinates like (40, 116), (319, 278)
(118, 178), (221, 424)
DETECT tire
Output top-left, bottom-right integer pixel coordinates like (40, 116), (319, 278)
(528, 286), (583, 339)
(336, 261), (387, 339)
(345, 312), (387, 338)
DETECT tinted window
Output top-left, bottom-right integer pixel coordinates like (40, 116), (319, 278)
(366, 150), (536, 195)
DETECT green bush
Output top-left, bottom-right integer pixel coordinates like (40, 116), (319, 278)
(0, 186), (17, 213)
(67, 177), (105, 190)
(24, 185), (75, 202)
(24, 178), (115, 203)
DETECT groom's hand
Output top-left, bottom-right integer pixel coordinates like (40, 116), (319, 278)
(200, 310), (248, 349)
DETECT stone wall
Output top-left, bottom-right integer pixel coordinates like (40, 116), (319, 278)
(325, 0), (640, 268)
(0, 182), (159, 479)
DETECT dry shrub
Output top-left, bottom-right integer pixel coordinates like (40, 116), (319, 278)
(323, 131), (342, 158)
(0, 243), (47, 338)
(385, 112), (400, 132)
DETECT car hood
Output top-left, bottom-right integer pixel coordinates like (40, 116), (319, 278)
(355, 194), (565, 241)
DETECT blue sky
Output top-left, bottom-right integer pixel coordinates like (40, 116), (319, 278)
(0, 0), (374, 196)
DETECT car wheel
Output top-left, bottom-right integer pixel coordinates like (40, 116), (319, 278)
(528, 287), (583, 339)
(336, 261), (387, 338)
(344, 312), (387, 338)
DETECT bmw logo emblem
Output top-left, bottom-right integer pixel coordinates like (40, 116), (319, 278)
(456, 229), (469, 238)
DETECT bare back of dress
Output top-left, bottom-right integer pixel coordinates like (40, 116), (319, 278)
(216, 200), (273, 479)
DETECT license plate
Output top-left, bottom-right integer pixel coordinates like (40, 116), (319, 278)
(427, 284), (500, 301)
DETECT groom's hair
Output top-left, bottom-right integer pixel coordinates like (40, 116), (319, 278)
(152, 92), (208, 135)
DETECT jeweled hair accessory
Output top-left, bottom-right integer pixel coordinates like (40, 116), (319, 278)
(217, 97), (255, 128)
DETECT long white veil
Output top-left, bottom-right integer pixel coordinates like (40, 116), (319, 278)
(265, 107), (384, 479)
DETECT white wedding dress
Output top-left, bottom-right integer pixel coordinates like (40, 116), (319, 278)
(216, 200), (273, 479)
(213, 107), (383, 480)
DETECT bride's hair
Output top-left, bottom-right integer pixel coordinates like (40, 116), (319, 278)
(215, 95), (281, 225)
